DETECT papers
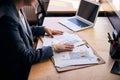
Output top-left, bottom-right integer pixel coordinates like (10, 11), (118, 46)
(53, 45), (98, 68)
(43, 32), (84, 46)
(42, 32), (98, 68)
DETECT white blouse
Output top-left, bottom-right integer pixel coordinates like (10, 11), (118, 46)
(18, 11), (27, 32)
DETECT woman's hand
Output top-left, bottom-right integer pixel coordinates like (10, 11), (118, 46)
(52, 43), (74, 52)
(44, 27), (63, 38)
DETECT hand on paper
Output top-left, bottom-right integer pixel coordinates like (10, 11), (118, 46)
(44, 27), (63, 38)
(52, 43), (74, 52)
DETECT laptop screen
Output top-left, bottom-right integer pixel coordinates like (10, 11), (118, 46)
(77, 0), (100, 23)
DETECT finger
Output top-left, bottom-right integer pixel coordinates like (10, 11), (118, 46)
(48, 32), (54, 38)
(53, 30), (63, 35)
(64, 43), (74, 46)
(64, 45), (74, 50)
(65, 45), (74, 48)
(65, 46), (74, 50)
(57, 31), (63, 34)
(49, 34), (54, 38)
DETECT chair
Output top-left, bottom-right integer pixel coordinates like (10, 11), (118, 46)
(24, 0), (46, 26)
(37, 0), (46, 25)
(23, 0), (47, 49)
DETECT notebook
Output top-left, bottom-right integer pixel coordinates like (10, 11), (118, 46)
(58, 0), (100, 31)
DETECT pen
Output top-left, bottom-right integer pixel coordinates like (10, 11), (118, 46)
(107, 33), (112, 39)
(107, 33), (118, 47)
(76, 44), (84, 47)
(107, 33), (113, 44)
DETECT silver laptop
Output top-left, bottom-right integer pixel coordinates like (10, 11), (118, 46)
(58, 0), (100, 31)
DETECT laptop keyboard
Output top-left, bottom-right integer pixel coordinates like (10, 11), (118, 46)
(68, 18), (89, 27)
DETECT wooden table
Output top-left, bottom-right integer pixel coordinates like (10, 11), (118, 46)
(28, 17), (120, 80)
(47, 0), (103, 15)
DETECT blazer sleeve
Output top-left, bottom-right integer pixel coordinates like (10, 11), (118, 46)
(30, 25), (45, 36)
(0, 15), (53, 65)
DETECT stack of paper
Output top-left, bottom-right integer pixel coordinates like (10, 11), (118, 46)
(43, 32), (98, 68)
(43, 32), (84, 46)
(53, 45), (98, 68)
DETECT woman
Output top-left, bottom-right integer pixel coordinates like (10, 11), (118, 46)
(0, 0), (74, 80)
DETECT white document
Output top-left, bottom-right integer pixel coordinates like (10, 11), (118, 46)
(43, 32), (85, 47)
(53, 45), (98, 68)
(42, 32), (98, 68)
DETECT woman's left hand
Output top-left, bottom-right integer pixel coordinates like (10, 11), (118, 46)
(44, 27), (63, 38)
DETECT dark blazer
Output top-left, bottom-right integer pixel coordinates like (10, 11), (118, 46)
(0, 0), (53, 80)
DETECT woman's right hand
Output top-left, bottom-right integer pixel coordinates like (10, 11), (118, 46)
(52, 43), (74, 52)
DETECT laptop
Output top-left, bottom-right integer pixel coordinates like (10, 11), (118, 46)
(58, 0), (100, 31)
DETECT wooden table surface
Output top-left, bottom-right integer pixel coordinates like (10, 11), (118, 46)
(47, 0), (103, 14)
(28, 17), (120, 80)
